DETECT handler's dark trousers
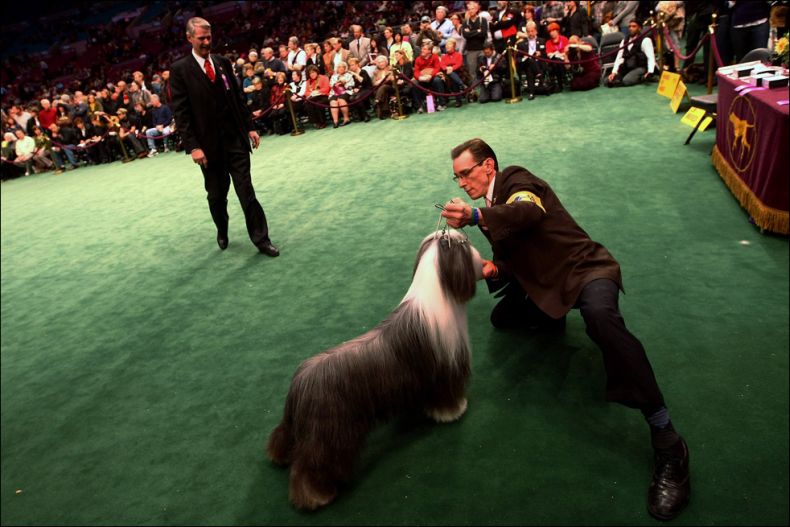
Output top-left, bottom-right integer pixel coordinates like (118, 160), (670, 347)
(202, 130), (269, 246)
(491, 278), (665, 409)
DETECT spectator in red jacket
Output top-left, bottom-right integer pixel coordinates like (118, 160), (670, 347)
(439, 38), (467, 108)
(38, 99), (58, 131)
(412, 42), (446, 112)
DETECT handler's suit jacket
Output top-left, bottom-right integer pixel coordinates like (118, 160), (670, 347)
(479, 165), (623, 319)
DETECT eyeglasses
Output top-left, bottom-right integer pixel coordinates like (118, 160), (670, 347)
(452, 159), (485, 181)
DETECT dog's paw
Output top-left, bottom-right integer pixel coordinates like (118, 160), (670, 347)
(426, 398), (468, 423)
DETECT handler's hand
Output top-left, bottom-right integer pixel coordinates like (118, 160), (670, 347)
(191, 148), (208, 167)
(249, 131), (260, 149)
(440, 198), (472, 228)
(481, 259), (498, 279)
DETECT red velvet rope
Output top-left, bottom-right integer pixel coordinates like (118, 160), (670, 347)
(397, 52), (507, 97)
(661, 25), (712, 61)
(299, 85), (377, 109)
(709, 30), (725, 68)
(513, 25), (658, 65)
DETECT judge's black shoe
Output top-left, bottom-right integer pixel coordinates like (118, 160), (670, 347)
(648, 437), (690, 521)
(257, 240), (280, 257)
(528, 93), (535, 101)
(217, 234), (229, 250)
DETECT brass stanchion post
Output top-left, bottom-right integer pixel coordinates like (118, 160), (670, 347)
(656, 12), (665, 71)
(505, 44), (522, 103)
(117, 135), (132, 163)
(285, 88), (304, 136)
(707, 13), (718, 95)
(391, 67), (408, 120)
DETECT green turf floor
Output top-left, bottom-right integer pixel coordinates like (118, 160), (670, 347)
(2, 82), (788, 526)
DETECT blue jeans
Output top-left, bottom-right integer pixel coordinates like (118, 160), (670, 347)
(146, 127), (171, 151)
(412, 76), (446, 108)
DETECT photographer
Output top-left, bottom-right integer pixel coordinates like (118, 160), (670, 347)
(476, 42), (505, 103)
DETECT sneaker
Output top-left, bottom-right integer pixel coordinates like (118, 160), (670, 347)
(147, 150), (158, 158)
(163, 147), (170, 153)
(55, 169), (63, 175)
(417, 106), (424, 114)
(436, 105), (446, 111)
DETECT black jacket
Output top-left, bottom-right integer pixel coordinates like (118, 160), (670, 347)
(170, 53), (253, 161)
(480, 166), (623, 318)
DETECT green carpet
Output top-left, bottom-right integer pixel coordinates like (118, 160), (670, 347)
(2, 83), (788, 526)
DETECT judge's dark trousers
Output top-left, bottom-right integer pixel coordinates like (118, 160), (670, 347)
(491, 278), (665, 409)
(201, 131), (269, 246)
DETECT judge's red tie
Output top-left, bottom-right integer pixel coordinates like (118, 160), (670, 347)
(204, 59), (216, 82)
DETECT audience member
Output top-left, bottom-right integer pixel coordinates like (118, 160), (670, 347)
(304, 65), (330, 129)
(286, 36), (307, 73)
(390, 30), (414, 65)
(145, 94), (173, 156)
(567, 35), (601, 91)
(348, 57), (372, 122)
(546, 22), (570, 92)
(371, 55), (395, 118)
(431, 6), (454, 51)
(565, 1), (591, 37)
(477, 42), (505, 103)
(607, 18), (655, 87)
(463, 1), (489, 90)
(329, 61), (355, 127)
(490, 1), (521, 54)
(413, 42), (446, 112)
(439, 38), (467, 107)
(516, 21), (548, 100)
(348, 25), (373, 67)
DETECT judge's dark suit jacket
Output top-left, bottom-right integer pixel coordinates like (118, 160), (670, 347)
(169, 53), (253, 163)
(479, 165), (623, 319)
(515, 36), (547, 63)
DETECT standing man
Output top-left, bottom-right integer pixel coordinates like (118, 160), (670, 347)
(440, 138), (691, 522)
(462, 1), (489, 90)
(170, 17), (279, 256)
(348, 25), (372, 67)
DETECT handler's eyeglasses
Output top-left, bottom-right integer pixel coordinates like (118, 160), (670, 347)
(452, 159), (485, 181)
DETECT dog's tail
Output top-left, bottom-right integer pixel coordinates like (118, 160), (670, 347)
(266, 420), (294, 466)
(267, 388), (297, 466)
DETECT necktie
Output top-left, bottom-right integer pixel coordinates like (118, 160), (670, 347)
(204, 58), (216, 82)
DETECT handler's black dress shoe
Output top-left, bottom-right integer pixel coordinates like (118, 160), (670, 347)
(217, 234), (229, 250)
(257, 240), (280, 257)
(648, 437), (690, 521)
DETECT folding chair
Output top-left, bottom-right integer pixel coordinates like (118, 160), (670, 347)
(599, 31), (624, 85)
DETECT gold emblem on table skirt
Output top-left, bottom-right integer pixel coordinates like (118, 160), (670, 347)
(726, 95), (758, 173)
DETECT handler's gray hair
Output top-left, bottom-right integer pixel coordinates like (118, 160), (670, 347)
(186, 17), (211, 36)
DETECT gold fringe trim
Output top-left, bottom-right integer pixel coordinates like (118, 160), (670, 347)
(712, 146), (790, 235)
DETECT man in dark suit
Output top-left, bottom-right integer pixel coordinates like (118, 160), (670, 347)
(170, 17), (278, 256)
(515, 21), (548, 100)
(440, 138), (691, 522)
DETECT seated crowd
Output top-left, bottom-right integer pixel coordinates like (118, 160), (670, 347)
(1, 1), (706, 179)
